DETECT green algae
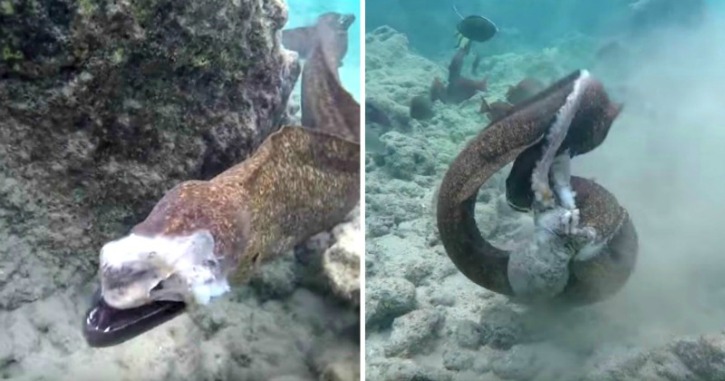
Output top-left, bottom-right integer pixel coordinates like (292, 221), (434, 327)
(1, 45), (23, 62)
(0, 0), (14, 15)
(77, 0), (97, 15)
(111, 48), (125, 64)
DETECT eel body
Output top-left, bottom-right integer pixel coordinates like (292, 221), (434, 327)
(282, 12), (355, 67)
(436, 69), (638, 306)
(128, 125), (359, 285)
(300, 15), (360, 142)
(83, 14), (360, 347)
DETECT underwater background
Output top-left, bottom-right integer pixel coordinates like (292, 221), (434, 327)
(0, 0), (360, 380)
(365, 0), (725, 380)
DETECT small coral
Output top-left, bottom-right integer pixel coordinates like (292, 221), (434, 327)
(409, 94), (434, 120)
(430, 45), (487, 105)
(480, 98), (514, 120)
(430, 77), (446, 103)
(322, 206), (362, 306)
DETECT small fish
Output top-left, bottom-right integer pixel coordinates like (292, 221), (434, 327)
(453, 5), (498, 49)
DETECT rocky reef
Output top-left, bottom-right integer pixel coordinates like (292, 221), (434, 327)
(0, 0), (359, 380)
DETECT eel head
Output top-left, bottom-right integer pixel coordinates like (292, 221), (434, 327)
(282, 12), (355, 65)
(564, 79), (624, 157)
(83, 194), (234, 348)
(318, 12), (356, 32)
(506, 75), (624, 213)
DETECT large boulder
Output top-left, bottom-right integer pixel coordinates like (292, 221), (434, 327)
(0, 0), (299, 309)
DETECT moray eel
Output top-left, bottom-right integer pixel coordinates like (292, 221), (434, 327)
(282, 12), (355, 67)
(300, 16), (360, 142)
(83, 19), (360, 348)
(436, 70), (638, 306)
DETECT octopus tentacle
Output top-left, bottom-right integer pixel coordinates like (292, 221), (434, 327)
(531, 71), (591, 210)
(550, 152), (576, 210)
(436, 70), (638, 305)
(507, 76), (593, 300)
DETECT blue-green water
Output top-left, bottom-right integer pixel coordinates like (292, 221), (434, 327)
(366, 0), (716, 59)
(287, 0), (361, 100)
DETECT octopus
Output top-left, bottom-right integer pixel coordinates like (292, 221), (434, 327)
(83, 13), (360, 347)
(436, 69), (638, 305)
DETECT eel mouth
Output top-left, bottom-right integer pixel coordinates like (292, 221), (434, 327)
(340, 14), (356, 29)
(82, 286), (186, 348)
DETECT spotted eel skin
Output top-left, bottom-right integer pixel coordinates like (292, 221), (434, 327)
(436, 70), (638, 306)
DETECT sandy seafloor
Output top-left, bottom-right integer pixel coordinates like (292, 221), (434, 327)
(364, 8), (725, 381)
(0, 1), (361, 381)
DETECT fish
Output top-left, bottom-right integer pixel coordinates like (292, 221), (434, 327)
(83, 14), (360, 348)
(282, 12), (356, 67)
(453, 5), (498, 48)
